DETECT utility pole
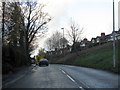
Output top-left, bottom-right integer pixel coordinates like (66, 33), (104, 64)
(113, 0), (116, 68)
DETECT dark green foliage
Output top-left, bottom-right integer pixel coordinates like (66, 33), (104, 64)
(71, 42), (81, 52)
(2, 45), (28, 74)
(2, 2), (50, 74)
(2, 2), (28, 74)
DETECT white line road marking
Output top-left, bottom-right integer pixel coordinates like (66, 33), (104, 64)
(59, 68), (62, 71)
(79, 86), (85, 90)
(67, 75), (75, 82)
(61, 70), (66, 74)
(59, 68), (66, 74)
(79, 80), (90, 88)
(59, 68), (90, 89)
(79, 86), (82, 88)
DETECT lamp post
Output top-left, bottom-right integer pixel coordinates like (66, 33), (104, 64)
(61, 28), (64, 55)
(113, 0), (116, 68)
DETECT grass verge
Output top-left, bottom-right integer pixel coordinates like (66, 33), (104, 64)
(52, 41), (120, 74)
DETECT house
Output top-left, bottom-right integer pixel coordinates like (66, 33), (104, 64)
(90, 30), (120, 46)
(117, 33), (120, 40)
(106, 34), (112, 41)
(91, 38), (96, 44)
(90, 32), (106, 46)
(80, 38), (90, 48)
(115, 30), (120, 40)
(106, 30), (120, 41)
(96, 36), (101, 43)
(47, 44), (72, 55)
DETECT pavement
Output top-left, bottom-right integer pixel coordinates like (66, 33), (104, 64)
(2, 66), (33, 88)
(2, 64), (120, 89)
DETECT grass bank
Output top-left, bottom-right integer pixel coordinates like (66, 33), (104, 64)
(74, 42), (119, 73)
(51, 41), (120, 74)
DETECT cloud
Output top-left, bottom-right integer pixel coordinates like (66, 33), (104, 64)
(43, 0), (72, 29)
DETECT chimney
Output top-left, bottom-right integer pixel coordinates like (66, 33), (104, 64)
(101, 33), (105, 37)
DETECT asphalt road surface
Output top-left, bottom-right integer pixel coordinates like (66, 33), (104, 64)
(3, 64), (119, 89)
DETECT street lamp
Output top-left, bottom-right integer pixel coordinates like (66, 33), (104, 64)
(61, 28), (64, 55)
(49, 39), (51, 51)
(61, 28), (64, 47)
(113, 0), (116, 68)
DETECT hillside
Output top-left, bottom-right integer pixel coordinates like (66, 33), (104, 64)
(50, 40), (120, 74)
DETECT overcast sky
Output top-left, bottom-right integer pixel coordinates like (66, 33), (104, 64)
(118, 1), (120, 28)
(31, 0), (119, 55)
(0, 0), (119, 56)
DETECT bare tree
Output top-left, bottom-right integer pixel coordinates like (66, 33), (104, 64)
(20, 2), (51, 61)
(45, 31), (68, 51)
(45, 38), (52, 51)
(67, 19), (83, 52)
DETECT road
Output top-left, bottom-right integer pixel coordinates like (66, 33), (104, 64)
(3, 64), (119, 89)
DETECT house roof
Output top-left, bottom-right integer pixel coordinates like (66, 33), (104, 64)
(96, 36), (101, 38)
(91, 38), (96, 40)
